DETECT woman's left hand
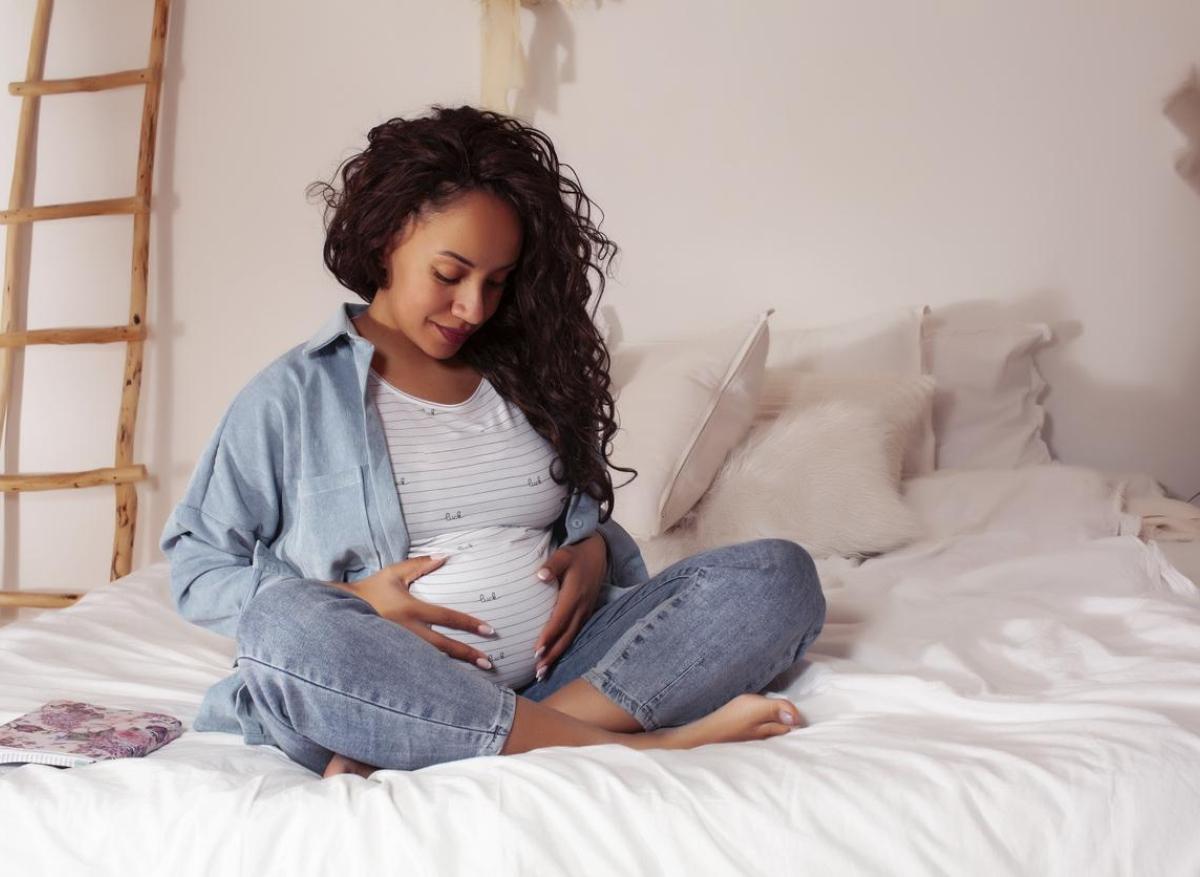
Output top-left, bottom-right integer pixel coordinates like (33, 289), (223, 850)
(532, 532), (607, 681)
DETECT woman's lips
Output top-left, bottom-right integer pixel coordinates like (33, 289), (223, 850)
(435, 323), (471, 344)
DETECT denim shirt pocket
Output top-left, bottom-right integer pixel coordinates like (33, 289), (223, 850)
(293, 465), (377, 582)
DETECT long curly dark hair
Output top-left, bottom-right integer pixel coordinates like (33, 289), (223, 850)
(306, 104), (635, 523)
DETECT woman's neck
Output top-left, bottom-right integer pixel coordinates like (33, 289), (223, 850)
(352, 310), (452, 372)
(351, 311), (477, 401)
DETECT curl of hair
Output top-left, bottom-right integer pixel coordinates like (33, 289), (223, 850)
(306, 105), (636, 523)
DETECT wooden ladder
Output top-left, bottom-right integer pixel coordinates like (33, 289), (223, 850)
(0, 0), (171, 610)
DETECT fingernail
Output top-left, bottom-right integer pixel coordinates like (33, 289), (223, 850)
(478, 624), (495, 635)
(778, 709), (795, 725)
(533, 645), (545, 659)
(431, 554), (449, 561)
(535, 665), (546, 682)
(476, 657), (493, 670)
(536, 568), (552, 581)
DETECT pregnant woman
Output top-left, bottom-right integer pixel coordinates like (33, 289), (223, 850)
(160, 105), (826, 779)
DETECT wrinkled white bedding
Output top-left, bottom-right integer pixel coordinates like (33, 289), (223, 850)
(1, 464), (1198, 875)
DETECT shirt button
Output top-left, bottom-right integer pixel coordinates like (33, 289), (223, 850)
(571, 518), (582, 528)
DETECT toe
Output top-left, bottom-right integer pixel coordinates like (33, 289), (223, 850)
(772, 704), (797, 726)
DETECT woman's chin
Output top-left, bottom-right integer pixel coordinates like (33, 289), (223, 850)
(418, 341), (459, 361)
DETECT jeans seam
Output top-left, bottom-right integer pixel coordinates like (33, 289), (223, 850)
(480, 685), (517, 757)
(641, 653), (707, 726)
(570, 570), (696, 663)
(235, 653), (502, 737)
(586, 568), (709, 730)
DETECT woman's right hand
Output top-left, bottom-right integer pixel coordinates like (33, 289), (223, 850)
(329, 555), (497, 669)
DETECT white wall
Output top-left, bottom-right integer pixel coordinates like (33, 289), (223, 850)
(3, 0), (1199, 608)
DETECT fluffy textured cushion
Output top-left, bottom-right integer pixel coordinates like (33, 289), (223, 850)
(757, 373), (936, 484)
(768, 306), (934, 476)
(636, 398), (924, 575)
(922, 312), (1053, 470)
(608, 309), (773, 538)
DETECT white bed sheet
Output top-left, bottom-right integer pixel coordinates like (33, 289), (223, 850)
(1, 464), (1198, 876)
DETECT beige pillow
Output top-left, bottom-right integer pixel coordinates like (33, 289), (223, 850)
(922, 310), (1053, 470)
(608, 310), (773, 538)
(768, 305), (927, 376)
(637, 399), (923, 574)
(768, 306), (934, 476)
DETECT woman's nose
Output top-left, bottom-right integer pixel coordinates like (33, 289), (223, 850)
(453, 285), (486, 324)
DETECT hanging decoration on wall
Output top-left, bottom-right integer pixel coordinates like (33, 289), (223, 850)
(479, 0), (583, 115)
(1164, 67), (1200, 196)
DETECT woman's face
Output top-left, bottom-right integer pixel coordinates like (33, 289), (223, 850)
(368, 189), (522, 363)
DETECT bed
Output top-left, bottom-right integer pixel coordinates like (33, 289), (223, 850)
(2, 306), (1199, 875)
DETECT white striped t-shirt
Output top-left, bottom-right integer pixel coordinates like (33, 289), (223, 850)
(366, 367), (570, 689)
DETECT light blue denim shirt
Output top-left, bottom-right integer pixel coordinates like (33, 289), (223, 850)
(160, 301), (648, 745)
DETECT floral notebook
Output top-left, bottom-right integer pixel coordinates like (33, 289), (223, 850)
(0, 700), (183, 768)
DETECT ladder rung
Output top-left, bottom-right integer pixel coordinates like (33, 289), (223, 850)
(9, 67), (155, 97)
(0, 325), (147, 348)
(0, 464), (148, 493)
(0, 196), (146, 225)
(0, 591), (83, 609)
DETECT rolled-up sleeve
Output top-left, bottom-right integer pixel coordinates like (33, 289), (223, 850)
(596, 514), (648, 591)
(159, 387), (301, 639)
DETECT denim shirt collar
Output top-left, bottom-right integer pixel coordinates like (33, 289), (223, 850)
(303, 300), (371, 356)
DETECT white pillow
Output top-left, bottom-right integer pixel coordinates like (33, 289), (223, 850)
(922, 313), (1053, 470)
(608, 309), (773, 538)
(901, 464), (1127, 545)
(766, 305), (934, 476)
(769, 305), (927, 376)
(636, 399), (923, 574)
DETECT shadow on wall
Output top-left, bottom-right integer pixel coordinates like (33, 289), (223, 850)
(1165, 67), (1200, 198)
(892, 290), (1200, 501)
(509, 0), (625, 123)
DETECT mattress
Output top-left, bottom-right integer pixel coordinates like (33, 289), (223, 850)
(1, 463), (1198, 875)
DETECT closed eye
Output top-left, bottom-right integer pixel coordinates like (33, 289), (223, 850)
(433, 270), (507, 288)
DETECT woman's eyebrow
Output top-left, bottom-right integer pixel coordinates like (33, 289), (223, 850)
(436, 250), (518, 271)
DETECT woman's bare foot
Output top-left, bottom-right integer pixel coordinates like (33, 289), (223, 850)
(322, 752), (380, 779)
(322, 694), (804, 773)
(662, 694), (806, 750)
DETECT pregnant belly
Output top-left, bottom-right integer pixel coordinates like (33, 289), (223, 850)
(406, 527), (558, 689)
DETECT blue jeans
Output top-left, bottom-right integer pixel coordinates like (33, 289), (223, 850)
(234, 538), (826, 775)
